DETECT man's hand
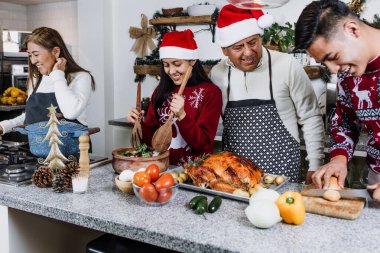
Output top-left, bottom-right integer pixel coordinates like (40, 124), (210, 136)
(312, 155), (348, 189)
(367, 182), (380, 202)
(305, 171), (314, 184)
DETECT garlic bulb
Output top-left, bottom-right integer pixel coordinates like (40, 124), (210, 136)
(245, 200), (282, 229)
(119, 170), (135, 182)
(249, 188), (280, 205)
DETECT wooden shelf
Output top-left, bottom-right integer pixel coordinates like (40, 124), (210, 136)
(134, 65), (324, 79)
(149, 15), (214, 26)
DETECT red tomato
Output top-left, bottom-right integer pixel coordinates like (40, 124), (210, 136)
(133, 172), (151, 187)
(139, 183), (158, 202)
(157, 189), (172, 203)
(155, 173), (175, 190)
(146, 164), (160, 182)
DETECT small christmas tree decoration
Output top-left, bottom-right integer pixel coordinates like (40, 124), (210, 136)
(43, 104), (69, 171)
(61, 161), (80, 188)
(52, 174), (66, 193)
(32, 166), (54, 188)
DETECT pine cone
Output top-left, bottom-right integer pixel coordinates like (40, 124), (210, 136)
(60, 161), (80, 188)
(52, 174), (66, 193)
(32, 166), (53, 188)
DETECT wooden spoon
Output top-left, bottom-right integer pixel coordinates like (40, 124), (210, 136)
(151, 66), (193, 152)
(131, 80), (143, 148)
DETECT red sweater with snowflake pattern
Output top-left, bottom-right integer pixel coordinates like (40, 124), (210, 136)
(330, 54), (380, 172)
(141, 82), (222, 166)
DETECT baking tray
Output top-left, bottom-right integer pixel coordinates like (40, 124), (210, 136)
(167, 166), (289, 203)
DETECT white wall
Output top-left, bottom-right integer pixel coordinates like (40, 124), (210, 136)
(27, 1), (78, 60)
(0, 2), (27, 31)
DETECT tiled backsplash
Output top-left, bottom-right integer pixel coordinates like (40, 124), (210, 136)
(0, 1), (78, 60)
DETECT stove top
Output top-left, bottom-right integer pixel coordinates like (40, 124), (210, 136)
(0, 141), (111, 186)
(0, 146), (38, 186)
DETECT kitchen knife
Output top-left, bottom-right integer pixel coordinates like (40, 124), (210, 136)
(301, 188), (372, 201)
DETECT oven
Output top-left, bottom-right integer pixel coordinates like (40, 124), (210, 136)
(11, 64), (28, 92)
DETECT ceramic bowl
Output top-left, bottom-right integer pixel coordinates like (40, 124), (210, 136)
(112, 147), (169, 174)
(133, 182), (178, 206)
(115, 176), (134, 194)
(187, 4), (216, 16)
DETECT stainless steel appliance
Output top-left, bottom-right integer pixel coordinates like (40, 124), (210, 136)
(0, 141), (111, 186)
(11, 64), (28, 92)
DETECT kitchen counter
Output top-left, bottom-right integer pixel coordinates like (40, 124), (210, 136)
(1, 164), (379, 253)
(0, 105), (25, 111)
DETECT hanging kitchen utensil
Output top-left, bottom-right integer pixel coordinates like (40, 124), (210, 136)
(131, 80), (143, 148)
(151, 66), (193, 152)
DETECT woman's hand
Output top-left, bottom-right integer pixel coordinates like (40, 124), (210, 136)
(367, 182), (380, 202)
(53, 57), (67, 72)
(312, 155), (348, 189)
(127, 108), (143, 123)
(170, 94), (186, 120)
(0, 126), (3, 135)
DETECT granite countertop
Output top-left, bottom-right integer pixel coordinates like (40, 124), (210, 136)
(1, 164), (378, 253)
(0, 105), (25, 111)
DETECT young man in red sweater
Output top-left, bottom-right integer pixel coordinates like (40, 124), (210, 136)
(295, 0), (380, 201)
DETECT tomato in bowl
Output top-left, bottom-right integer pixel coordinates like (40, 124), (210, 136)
(132, 173), (178, 206)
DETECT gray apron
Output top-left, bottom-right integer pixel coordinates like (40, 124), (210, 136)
(24, 77), (81, 126)
(222, 49), (301, 182)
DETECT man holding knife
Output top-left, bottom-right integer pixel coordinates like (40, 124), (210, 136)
(295, 0), (380, 201)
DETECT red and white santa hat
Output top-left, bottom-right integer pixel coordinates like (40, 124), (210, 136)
(216, 4), (274, 47)
(159, 29), (199, 60)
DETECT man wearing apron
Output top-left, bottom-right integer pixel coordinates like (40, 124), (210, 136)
(210, 5), (325, 183)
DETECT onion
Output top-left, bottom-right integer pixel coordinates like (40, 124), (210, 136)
(245, 200), (282, 229)
(119, 170), (135, 182)
(249, 188), (280, 205)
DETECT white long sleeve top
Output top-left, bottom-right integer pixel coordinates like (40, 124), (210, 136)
(0, 70), (92, 134)
(209, 48), (325, 171)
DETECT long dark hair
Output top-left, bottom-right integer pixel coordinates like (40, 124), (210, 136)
(153, 60), (211, 111)
(295, 0), (357, 50)
(25, 27), (95, 91)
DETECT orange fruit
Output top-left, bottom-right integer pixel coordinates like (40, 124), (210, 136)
(1, 96), (8, 105)
(10, 89), (20, 97)
(7, 97), (16, 105)
(16, 95), (26, 105)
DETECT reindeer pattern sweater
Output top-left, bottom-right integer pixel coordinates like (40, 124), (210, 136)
(141, 82), (222, 166)
(331, 54), (380, 172)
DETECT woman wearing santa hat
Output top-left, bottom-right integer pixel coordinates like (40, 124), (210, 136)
(210, 4), (325, 183)
(127, 29), (222, 165)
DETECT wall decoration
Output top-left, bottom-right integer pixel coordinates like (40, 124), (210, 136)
(129, 14), (158, 58)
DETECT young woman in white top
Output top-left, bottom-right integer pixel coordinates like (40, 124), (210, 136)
(0, 27), (95, 134)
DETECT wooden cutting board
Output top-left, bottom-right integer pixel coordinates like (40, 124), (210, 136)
(301, 184), (365, 220)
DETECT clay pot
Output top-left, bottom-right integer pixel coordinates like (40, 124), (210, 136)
(112, 147), (169, 174)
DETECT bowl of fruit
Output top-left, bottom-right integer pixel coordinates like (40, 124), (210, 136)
(112, 144), (169, 174)
(132, 166), (178, 206)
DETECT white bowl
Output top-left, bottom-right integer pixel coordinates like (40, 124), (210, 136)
(187, 4), (216, 16)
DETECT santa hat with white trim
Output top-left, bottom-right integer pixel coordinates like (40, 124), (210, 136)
(216, 4), (274, 47)
(159, 29), (199, 60)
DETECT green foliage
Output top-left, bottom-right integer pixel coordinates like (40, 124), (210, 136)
(262, 22), (295, 53)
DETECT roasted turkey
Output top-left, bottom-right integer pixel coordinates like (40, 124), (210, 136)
(184, 152), (263, 193)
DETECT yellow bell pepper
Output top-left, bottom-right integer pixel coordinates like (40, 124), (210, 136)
(275, 191), (305, 225)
